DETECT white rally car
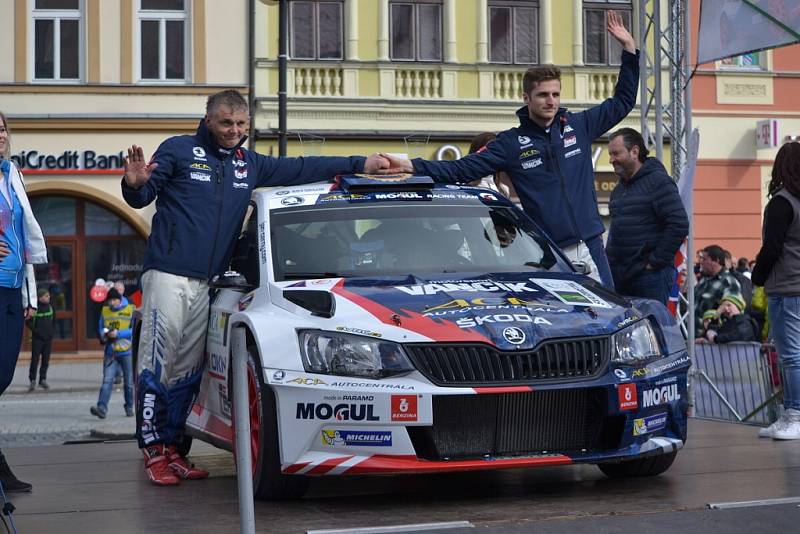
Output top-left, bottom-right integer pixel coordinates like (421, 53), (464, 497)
(182, 175), (690, 500)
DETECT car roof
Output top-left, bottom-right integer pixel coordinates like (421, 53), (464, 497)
(256, 176), (510, 210)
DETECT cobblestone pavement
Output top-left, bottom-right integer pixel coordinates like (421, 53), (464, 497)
(1, 363), (136, 448)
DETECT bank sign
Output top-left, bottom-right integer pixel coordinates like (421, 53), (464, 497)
(10, 150), (124, 171)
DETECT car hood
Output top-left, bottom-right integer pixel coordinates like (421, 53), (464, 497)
(288, 272), (637, 350)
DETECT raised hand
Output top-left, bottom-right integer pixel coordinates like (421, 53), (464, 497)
(607, 10), (636, 54)
(123, 145), (158, 189)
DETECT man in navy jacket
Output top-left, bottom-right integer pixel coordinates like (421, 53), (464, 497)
(605, 128), (689, 303)
(122, 89), (390, 486)
(385, 11), (637, 289)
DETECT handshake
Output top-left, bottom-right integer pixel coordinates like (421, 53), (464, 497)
(363, 153), (414, 174)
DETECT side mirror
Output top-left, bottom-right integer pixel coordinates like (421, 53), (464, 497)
(571, 261), (592, 276)
(209, 271), (256, 292)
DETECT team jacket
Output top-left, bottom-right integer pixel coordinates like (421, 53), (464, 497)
(412, 50), (640, 248)
(122, 120), (367, 280)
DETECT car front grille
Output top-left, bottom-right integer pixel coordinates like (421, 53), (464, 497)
(407, 390), (620, 460)
(404, 336), (610, 386)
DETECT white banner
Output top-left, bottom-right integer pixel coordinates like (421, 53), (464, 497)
(697, 0), (800, 65)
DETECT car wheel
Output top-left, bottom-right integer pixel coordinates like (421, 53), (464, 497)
(598, 450), (678, 478)
(233, 346), (309, 500)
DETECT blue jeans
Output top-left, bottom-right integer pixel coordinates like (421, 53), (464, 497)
(617, 266), (676, 305)
(0, 286), (23, 396)
(97, 352), (134, 412)
(768, 295), (800, 411)
(585, 235), (615, 291)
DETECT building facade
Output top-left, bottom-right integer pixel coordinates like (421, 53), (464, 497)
(689, 1), (800, 261)
(0, 0), (248, 351)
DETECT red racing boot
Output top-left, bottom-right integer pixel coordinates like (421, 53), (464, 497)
(142, 445), (180, 486)
(166, 445), (209, 480)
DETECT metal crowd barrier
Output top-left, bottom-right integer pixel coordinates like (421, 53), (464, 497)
(690, 342), (782, 426)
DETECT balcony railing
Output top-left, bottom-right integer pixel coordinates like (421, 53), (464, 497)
(395, 69), (442, 99)
(292, 67), (343, 97)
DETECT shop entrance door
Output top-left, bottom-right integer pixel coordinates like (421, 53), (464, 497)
(33, 241), (79, 352)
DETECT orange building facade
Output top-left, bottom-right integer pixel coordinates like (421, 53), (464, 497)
(689, 1), (800, 261)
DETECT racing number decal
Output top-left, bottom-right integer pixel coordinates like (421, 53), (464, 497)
(391, 395), (418, 422)
(618, 383), (638, 411)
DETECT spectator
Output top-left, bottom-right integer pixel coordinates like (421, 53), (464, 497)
(694, 244), (743, 336)
(726, 249), (753, 305)
(26, 288), (54, 392)
(112, 280), (128, 385)
(697, 293), (759, 344)
(0, 110), (47, 493)
(736, 257), (751, 278)
(90, 288), (135, 419)
(605, 128), (688, 304)
(122, 89), (392, 486)
(752, 141), (800, 440)
(383, 12), (638, 289)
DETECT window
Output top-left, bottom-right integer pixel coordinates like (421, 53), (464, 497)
(489, 1), (539, 64)
(583, 0), (632, 66)
(390, 1), (442, 62)
(138, 0), (188, 81)
(290, 1), (343, 60)
(32, 0), (82, 81)
(720, 52), (766, 70)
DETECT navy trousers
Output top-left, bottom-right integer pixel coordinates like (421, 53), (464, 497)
(0, 286), (24, 396)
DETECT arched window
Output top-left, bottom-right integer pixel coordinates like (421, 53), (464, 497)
(29, 195), (146, 352)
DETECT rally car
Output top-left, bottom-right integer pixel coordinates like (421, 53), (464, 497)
(184, 175), (690, 500)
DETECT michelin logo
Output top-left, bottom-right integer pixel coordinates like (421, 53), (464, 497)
(633, 413), (668, 436)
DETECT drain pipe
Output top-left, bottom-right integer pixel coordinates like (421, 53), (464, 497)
(248, 0), (256, 151)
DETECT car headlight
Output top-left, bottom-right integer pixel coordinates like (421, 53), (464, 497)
(612, 320), (662, 364)
(298, 330), (414, 379)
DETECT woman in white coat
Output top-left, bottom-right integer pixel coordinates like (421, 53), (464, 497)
(0, 111), (47, 493)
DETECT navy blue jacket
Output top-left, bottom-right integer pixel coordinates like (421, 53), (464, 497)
(412, 50), (640, 248)
(122, 120), (366, 279)
(605, 158), (689, 286)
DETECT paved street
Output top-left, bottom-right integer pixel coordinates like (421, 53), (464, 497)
(1, 358), (134, 448)
(3, 360), (800, 533)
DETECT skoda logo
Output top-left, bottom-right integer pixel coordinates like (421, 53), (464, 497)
(614, 369), (628, 380)
(281, 196), (304, 206)
(502, 327), (525, 345)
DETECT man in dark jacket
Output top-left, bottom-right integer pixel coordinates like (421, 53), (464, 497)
(383, 11), (637, 290)
(605, 128), (689, 304)
(122, 89), (391, 486)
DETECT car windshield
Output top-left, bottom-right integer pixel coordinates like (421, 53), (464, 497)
(270, 201), (569, 281)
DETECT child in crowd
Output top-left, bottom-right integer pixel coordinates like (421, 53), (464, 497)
(26, 288), (55, 391)
(90, 288), (135, 419)
(697, 293), (760, 344)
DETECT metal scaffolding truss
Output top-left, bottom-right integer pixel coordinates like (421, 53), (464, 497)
(637, 0), (696, 344)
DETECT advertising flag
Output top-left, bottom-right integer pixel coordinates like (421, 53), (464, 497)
(698, 0), (800, 65)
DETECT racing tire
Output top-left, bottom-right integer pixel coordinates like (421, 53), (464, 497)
(233, 346), (309, 500)
(598, 450), (678, 478)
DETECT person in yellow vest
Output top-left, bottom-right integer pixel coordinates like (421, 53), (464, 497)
(90, 288), (135, 419)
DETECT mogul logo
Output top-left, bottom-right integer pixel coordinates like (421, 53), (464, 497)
(141, 393), (159, 444)
(642, 384), (679, 408)
(391, 395), (418, 422)
(296, 403), (379, 421)
(395, 281), (537, 296)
